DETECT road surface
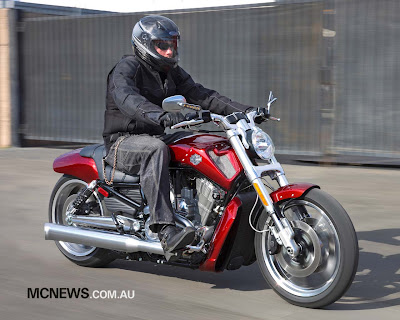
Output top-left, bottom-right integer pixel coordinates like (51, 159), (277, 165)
(0, 147), (399, 319)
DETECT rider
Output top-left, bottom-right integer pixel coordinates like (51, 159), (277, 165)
(103, 15), (253, 256)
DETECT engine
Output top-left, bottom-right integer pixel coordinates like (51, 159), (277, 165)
(101, 173), (225, 247)
(175, 176), (225, 227)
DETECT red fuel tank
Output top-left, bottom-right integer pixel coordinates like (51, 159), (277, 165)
(168, 134), (243, 190)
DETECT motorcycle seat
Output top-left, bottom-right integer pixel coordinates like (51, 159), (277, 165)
(79, 144), (140, 183)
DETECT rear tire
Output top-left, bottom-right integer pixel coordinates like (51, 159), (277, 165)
(49, 175), (117, 267)
(255, 188), (358, 308)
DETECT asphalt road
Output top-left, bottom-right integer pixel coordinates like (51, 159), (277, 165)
(1, 147), (399, 320)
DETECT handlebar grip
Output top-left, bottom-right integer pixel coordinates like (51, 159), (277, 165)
(200, 110), (212, 123)
(184, 112), (198, 121)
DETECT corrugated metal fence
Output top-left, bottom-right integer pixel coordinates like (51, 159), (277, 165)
(19, 2), (323, 154)
(18, 0), (400, 158)
(334, 0), (400, 157)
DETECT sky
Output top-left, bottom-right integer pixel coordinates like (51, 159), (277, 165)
(19, 0), (275, 13)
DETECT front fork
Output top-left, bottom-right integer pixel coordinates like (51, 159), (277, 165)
(228, 133), (300, 258)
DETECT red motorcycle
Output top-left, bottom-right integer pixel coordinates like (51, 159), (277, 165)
(45, 93), (358, 308)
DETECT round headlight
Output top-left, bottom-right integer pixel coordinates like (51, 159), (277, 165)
(251, 127), (275, 160)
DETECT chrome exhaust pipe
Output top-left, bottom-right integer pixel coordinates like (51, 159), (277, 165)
(69, 213), (192, 232)
(44, 223), (164, 255)
(69, 215), (141, 233)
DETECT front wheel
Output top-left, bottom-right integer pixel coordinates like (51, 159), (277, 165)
(255, 188), (358, 308)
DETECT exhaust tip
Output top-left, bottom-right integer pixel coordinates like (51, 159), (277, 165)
(44, 223), (51, 240)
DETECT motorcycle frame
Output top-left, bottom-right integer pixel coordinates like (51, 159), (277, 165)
(52, 112), (319, 272)
(53, 154), (317, 272)
(95, 181), (144, 212)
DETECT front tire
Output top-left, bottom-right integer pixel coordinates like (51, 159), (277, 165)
(49, 175), (117, 267)
(255, 188), (358, 308)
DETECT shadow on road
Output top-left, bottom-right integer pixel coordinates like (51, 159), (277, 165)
(110, 257), (270, 291)
(330, 228), (400, 310)
(109, 229), (400, 308)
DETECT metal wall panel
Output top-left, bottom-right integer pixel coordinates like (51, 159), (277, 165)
(20, 2), (323, 154)
(334, 0), (400, 157)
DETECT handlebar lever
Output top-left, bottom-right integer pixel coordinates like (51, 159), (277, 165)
(269, 116), (280, 122)
(171, 119), (204, 129)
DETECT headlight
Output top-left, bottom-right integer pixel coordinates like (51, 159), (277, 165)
(251, 127), (275, 160)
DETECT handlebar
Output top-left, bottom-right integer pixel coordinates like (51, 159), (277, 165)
(170, 107), (278, 130)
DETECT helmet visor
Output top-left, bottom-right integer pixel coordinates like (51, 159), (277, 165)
(152, 38), (179, 58)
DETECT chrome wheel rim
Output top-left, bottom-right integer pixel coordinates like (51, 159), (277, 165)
(261, 200), (341, 297)
(51, 179), (104, 256)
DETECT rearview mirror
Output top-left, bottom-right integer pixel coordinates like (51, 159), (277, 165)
(162, 95), (186, 112)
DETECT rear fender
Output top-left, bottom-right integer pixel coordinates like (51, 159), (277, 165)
(53, 149), (99, 183)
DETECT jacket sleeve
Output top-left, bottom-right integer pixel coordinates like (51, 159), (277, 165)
(173, 66), (252, 115)
(111, 57), (166, 128)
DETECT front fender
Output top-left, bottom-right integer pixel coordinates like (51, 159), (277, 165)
(270, 183), (320, 203)
(53, 149), (99, 183)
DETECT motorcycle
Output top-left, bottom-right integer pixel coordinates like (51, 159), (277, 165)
(44, 92), (358, 308)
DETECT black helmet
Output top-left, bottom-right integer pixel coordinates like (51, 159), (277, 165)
(132, 15), (180, 72)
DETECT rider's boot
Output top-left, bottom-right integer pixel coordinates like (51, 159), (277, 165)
(158, 224), (196, 254)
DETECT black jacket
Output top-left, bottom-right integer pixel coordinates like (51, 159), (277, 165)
(103, 55), (251, 152)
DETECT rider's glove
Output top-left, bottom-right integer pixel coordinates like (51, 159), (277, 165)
(182, 111), (212, 123)
(199, 110), (212, 123)
(160, 112), (185, 128)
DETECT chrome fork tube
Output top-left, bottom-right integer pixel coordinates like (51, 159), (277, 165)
(276, 173), (289, 187)
(227, 133), (274, 212)
(228, 132), (300, 257)
(270, 156), (289, 187)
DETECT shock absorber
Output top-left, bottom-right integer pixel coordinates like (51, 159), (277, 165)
(71, 180), (98, 212)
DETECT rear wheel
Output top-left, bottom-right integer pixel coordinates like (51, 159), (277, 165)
(48, 175), (117, 267)
(255, 188), (358, 308)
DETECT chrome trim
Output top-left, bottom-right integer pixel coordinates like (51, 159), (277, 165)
(44, 223), (164, 255)
(236, 119), (251, 149)
(226, 133), (286, 182)
(171, 119), (204, 129)
(70, 215), (141, 233)
(162, 95), (186, 112)
(275, 172), (289, 187)
(186, 226), (214, 254)
(253, 157), (286, 180)
(227, 129), (299, 257)
(267, 91), (277, 113)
